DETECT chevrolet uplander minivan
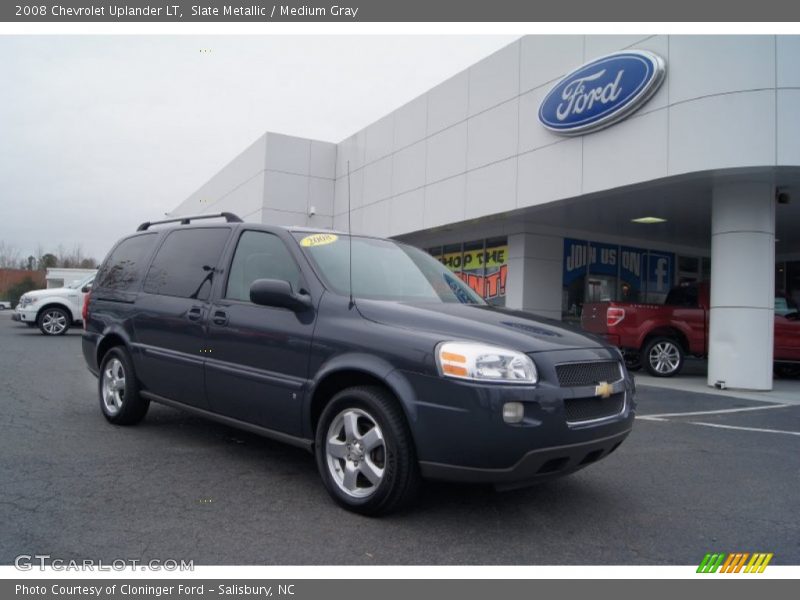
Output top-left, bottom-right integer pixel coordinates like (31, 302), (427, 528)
(83, 213), (635, 515)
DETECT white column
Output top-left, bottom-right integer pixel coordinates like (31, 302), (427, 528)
(506, 233), (563, 319)
(708, 182), (775, 391)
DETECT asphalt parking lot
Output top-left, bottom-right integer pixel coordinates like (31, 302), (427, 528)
(1, 314), (798, 565)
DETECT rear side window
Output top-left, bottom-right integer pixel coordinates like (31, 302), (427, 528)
(226, 231), (302, 301)
(143, 228), (230, 301)
(95, 233), (158, 294)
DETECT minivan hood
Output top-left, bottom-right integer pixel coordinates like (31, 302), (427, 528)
(355, 300), (607, 353)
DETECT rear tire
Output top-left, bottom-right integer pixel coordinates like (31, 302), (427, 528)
(315, 386), (420, 516)
(38, 307), (70, 336)
(643, 337), (684, 377)
(98, 347), (149, 425)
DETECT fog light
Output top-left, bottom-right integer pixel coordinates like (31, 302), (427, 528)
(503, 402), (525, 424)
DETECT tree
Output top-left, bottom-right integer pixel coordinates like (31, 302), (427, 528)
(38, 253), (57, 270)
(0, 241), (21, 269)
(5, 277), (38, 306)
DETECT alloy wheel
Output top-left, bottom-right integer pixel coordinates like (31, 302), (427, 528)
(325, 408), (386, 499)
(41, 310), (67, 335)
(101, 358), (126, 416)
(648, 341), (680, 375)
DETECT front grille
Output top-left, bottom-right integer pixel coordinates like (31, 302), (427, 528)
(564, 392), (625, 423)
(555, 361), (621, 387)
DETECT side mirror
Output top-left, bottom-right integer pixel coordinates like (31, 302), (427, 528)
(81, 285), (92, 293)
(250, 279), (312, 312)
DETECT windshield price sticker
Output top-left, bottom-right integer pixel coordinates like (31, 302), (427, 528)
(300, 233), (339, 247)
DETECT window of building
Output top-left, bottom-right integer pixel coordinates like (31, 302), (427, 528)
(143, 228), (230, 301)
(563, 238), (676, 320)
(226, 231), (302, 302)
(426, 237), (508, 306)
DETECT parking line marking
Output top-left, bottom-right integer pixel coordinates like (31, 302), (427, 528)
(687, 421), (800, 437)
(637, 404), (792, 420)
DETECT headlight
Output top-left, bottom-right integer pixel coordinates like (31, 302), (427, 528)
(436, 341), (537, 384)
(19, 296), (32, 307)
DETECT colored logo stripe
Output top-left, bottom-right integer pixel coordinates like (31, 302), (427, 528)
(697, 552), (773, 573)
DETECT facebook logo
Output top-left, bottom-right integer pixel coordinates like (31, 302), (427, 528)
(647, 252), (674, 294)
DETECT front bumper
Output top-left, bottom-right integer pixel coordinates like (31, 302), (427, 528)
(419, 428), (631, 489)
(13, 307), (36, 323)
(397, 349), (635, 486)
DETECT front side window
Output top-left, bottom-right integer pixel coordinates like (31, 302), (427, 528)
(226, 231), (302, 302)
(294, 232), (484, 304)
(143, 228), (230, 300)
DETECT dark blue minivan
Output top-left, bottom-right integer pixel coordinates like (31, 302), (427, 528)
(83, 213), (635, 515)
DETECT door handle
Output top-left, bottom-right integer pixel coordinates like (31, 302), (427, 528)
(187, 306), (203, 322)
(212, 310), (229, 326)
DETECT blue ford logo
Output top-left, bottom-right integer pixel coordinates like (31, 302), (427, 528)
(539, 50), (666, 136)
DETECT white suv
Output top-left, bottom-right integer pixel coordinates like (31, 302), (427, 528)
(14, 273), (95, 335)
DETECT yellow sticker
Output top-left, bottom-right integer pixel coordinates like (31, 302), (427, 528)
(300, 233), (339, 247)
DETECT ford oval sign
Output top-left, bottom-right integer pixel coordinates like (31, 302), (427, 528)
(538, 50), (666, 136)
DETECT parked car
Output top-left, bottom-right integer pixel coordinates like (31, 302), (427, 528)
(13, 273), (95, 335)
(581, 281), (800, 377)
(0, 301), (11, 310)
(83, 213), (635, 515)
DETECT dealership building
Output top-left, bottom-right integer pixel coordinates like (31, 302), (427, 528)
(172, 35), (800, 391)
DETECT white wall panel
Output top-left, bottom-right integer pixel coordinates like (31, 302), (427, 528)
(517, 139), (583, 208)
(389, 189), (425, 236)
(365, 115), (395, 164)
(669, 90), (776, 175)
(362, 156), (393, 205)
(519, 35), (583, 93)
(669, 35), (775, 104)
(424, 175), (466, 229)
(583, 108), (668, 194)
(468, 41), (520, 116)
(393, 94), (428, 151)
(465, 158), (516, 220)
(391, 140), (426, 196)
(426, 122), (468, 183)
(466, 99), (519, 170)
(265, 133), (310, 176)
(426, 71), (469, 135)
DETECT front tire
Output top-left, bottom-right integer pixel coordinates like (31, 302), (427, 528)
(315, 386), (420, 516)
(643, 337), (684, 377)
(98, 347), (149, 425)
(38, 307), (70, 336)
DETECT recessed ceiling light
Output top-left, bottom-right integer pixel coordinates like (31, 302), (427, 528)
(631, 216), (667, 224)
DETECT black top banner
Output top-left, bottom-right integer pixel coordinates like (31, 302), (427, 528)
(3, 0), (800, 22)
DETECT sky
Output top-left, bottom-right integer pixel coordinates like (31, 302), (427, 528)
(0, 34), (517, 262)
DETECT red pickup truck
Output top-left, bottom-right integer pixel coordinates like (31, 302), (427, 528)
(581, 281), (800, 377)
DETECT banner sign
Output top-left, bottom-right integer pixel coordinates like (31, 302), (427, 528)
(435, 243), (508, 301)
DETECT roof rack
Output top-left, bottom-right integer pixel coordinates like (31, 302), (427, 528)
(136, 212), (243, 232)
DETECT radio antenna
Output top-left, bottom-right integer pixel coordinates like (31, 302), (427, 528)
(347, 160), (355, 309)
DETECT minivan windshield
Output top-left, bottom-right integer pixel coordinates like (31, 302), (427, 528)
(293, 232), (485, 304)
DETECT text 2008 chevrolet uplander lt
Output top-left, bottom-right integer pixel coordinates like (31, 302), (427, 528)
(82, 213), (635, 515)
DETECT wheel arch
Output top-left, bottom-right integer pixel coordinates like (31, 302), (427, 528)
(641, 327), (690, 354)
(36, 302), (75, 324)
(305, 354), (419, 440)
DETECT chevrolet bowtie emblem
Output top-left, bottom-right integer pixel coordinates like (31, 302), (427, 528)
(595, 381), (613, 399)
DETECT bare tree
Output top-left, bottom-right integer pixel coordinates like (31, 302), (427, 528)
(0, 241), (22, 269)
